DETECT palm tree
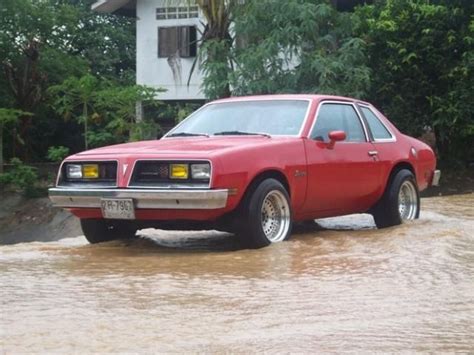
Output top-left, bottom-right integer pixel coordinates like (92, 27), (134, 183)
(192, 0), (237, 99)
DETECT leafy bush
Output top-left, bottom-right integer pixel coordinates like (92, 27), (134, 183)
(354, 0), (474, 165)
(226, 1), (371, 98)
(0, 158), (39, 196)
(47, 145), (69, 162)
(129, 120), (159, 141)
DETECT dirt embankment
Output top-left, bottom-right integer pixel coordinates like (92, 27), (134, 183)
(0, 193), (81, 245)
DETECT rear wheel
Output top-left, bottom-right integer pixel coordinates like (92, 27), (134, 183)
(80, 219), (137, 244)
(372, 169), (420, 228)
(238, 178), (292, 248)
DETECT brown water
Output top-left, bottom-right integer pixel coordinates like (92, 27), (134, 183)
(1, 195), (473, 353)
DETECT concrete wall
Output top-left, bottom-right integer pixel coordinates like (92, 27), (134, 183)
(136, 0), (205, 100)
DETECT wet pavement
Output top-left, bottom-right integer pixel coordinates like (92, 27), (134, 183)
(1, 194), (473, 352)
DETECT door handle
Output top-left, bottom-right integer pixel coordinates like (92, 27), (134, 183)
(368, 150), (378, 156)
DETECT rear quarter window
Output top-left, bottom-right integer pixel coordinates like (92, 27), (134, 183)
(360, 106), (393, 140)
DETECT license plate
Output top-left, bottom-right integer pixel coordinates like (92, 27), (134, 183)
(100, 198), (135, 220)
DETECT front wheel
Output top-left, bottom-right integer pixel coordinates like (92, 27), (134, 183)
(238, 178), (293, 248)
(372, 169), (420, 228)
(80, 219), (137, 244)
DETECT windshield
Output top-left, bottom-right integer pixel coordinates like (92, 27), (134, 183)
(167, 100), (309, 137)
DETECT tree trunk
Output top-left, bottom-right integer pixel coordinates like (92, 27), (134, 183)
(83, 102), (88, 150)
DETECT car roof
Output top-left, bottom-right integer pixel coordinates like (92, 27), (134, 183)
(211, 94), (371, 106)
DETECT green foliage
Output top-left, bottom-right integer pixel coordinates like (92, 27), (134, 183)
(200, 40), (233, 100)
(130, 121), (160, 141)
(0, 0), (135, 162)
(48, 74), (99, 150)
(0, 158), (39, 196)
(176, 104), (199, 123)
(46, 146), (70, 162)
(95, 84), (164, 142)
(194, 0), (236, 99)
(49, 74), (164, 148)
(155, 102), (202, 126)
(200, 0), (371, 98)
(0, 109), (28, 126)
(0, 109), (32, 173)
(0, 0), (472, 168)
(355, 0), (474, 164)
(0, 0), (135, 83)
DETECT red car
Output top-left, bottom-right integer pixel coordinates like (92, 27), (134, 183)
(49, 95), (440, 248)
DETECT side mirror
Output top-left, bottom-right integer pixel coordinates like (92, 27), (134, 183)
(327, 130), (346, 149)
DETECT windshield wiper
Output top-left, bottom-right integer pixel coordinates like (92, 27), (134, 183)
(214, 131), (271, 138)
(167, 132), (209, 138)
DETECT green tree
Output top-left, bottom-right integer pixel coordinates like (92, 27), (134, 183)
(48, 74), (99, 150)
(0, 0), (135, 161)
(94, 85), (164, 145)
(49, 74), (164, 149)
(230, 0), (370, 97)
(194, 0), (237, 99)
(0, 109), (32, 173)
(355, 0), (474, 164)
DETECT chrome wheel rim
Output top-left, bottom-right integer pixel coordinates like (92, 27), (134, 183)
(260, 190), (291, 243)
(398, 180), (418, 220)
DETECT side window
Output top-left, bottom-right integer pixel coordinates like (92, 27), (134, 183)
(360, 106), (392, 140)
(158, 26), (197, 58)
(310, 103), (366, 142)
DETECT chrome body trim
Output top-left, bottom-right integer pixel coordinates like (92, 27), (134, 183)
(432, 170), (441, 187)
(49, 188), (229, 210)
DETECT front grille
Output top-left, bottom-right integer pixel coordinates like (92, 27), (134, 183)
(134, 162), (169, 182)
(130, 160), (210, 188)
(58, 161), (117, 187)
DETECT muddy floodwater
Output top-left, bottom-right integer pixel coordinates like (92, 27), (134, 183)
(1, 195), (473, 352)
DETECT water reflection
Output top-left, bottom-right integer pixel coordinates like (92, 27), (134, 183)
(1, 194), (473, 352)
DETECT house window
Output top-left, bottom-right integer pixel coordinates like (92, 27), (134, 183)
(158, 26), (197, 58)
(156, 6), (199, 20)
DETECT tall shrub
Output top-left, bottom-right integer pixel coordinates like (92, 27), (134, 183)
(355, 0), (474, 165)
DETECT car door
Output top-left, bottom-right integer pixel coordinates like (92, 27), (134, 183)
(303, 101), (383, 216)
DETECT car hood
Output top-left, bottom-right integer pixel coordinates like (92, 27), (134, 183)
(71, 136), (292, 159)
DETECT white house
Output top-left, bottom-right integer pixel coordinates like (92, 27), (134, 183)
(92, 0), (368, 104)
(92, 0), (206, 101)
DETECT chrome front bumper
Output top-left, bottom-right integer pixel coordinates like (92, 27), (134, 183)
(48, 188), (229, 209)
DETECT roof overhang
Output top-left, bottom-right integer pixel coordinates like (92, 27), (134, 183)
(91, 0), (136, 17)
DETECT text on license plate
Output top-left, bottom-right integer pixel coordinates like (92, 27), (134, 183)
(100, 198), (135, 220)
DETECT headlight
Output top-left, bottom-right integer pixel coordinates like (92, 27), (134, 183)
(191, 163), (210, 179)
(65, 163), (100, 179)
(169, 164), (189, 179)
(61, 161), (117, 184)
(66, 164), (82, 179)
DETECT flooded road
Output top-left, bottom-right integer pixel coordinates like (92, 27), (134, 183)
(1, 194), (473, 352)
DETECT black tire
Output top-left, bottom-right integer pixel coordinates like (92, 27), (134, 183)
(238, 178), (293, 249)
(372, 169), (420, 229)
(80, 219), (137, 244)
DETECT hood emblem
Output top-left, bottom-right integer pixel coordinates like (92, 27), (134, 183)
(122, 164), (129, 176)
